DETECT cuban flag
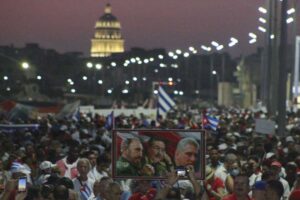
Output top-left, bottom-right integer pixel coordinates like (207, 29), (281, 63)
(80, 184), (92, 200)
(202, 114), (219, 131)
(105, 111), (114, 130)
(157, 86), (176, 116)
(10, 161), (31, 174)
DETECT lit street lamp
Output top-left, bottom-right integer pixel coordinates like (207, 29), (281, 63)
(21, 62), (30, 69)
(85, 61), (103, 96)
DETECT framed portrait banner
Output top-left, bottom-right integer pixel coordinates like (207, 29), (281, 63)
(112, 129), (206, 180)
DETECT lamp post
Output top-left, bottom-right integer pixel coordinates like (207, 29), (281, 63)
(206, 38), (238, 106)
(86, 62), (103, 96)
(278, 0), (288, 136)
(0, 53), (32, 97)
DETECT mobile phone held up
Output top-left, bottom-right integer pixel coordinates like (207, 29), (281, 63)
(18, 177), (27, 192)
(175, 166), (187, 177)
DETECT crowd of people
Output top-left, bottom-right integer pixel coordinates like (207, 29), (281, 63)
(0, 107), (300, 200)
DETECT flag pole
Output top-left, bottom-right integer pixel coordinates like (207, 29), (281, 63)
(112, 111), (115, 130)
(153, 81), (159, 121)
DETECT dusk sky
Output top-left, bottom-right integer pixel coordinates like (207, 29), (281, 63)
(0, 0), (299, 57)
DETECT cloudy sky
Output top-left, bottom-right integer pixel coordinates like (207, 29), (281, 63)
(0, 0), (298, 57)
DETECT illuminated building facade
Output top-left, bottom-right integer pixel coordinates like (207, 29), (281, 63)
(90, 3), (124, 57)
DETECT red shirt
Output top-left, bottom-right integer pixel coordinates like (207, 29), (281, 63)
(206, 177), (225, 200)
(222, 194), (253, 200)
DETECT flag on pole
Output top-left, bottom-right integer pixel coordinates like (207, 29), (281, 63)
(202, 113), (219, 131)
(157, 86), (176, 116)
(105, 111), (114, 130)
(56, 100), (81, 120)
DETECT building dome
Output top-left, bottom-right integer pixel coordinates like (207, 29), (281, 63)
(90, 3), (125, 57)
(99, 4), (118, 21)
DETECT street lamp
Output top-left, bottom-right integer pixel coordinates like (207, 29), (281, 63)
(228, 37), (238, 47)
(122, 89), (129, 94)
(176, 49), (182, 55)
(258, 7), (267, 14)
(259, 17), (267, 24)
(216, 45), (224, 51)
(21, 62), (30, 69)
(98, 80), (103, 85)
(286, 17), (294, 24)
(86, 62), (93, 68)
(201, 45), (211, 52)
(168, 52), (175, 57)
(111, 62), (117, 67)
(183, 52), (190, 58)
(258, 26), (267, 32)
(189, 46), (195, 52)
(95, 63), (102, 70)
(287, 8), (295, 15)
(107, 89), (113, 94)
(211, 41), (219, 47)
(85, 61), (103, 95)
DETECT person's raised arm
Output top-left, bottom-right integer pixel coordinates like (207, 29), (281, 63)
(154, 170), (178, 200)
(186, 165), (208, 200)
(0, 179), (17, 200)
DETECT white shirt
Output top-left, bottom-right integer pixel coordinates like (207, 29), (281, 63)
(87, 167), (108, 183)
(73, 177), (94, 200)
(214, 164), (228, 183)
(279, 177), (290, 200)
(249, 172), (262, 187)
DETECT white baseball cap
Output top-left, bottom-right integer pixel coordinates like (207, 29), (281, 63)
(39, 161), (56, 170)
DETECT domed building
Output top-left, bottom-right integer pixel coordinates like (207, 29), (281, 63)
(90, 3), (124, 57)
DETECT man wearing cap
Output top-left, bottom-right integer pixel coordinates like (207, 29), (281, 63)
(252, 181), (267, 200)
(270, 161), (290, 200)
(284, 136), (298, 163)
(36, 161), (56, 185)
